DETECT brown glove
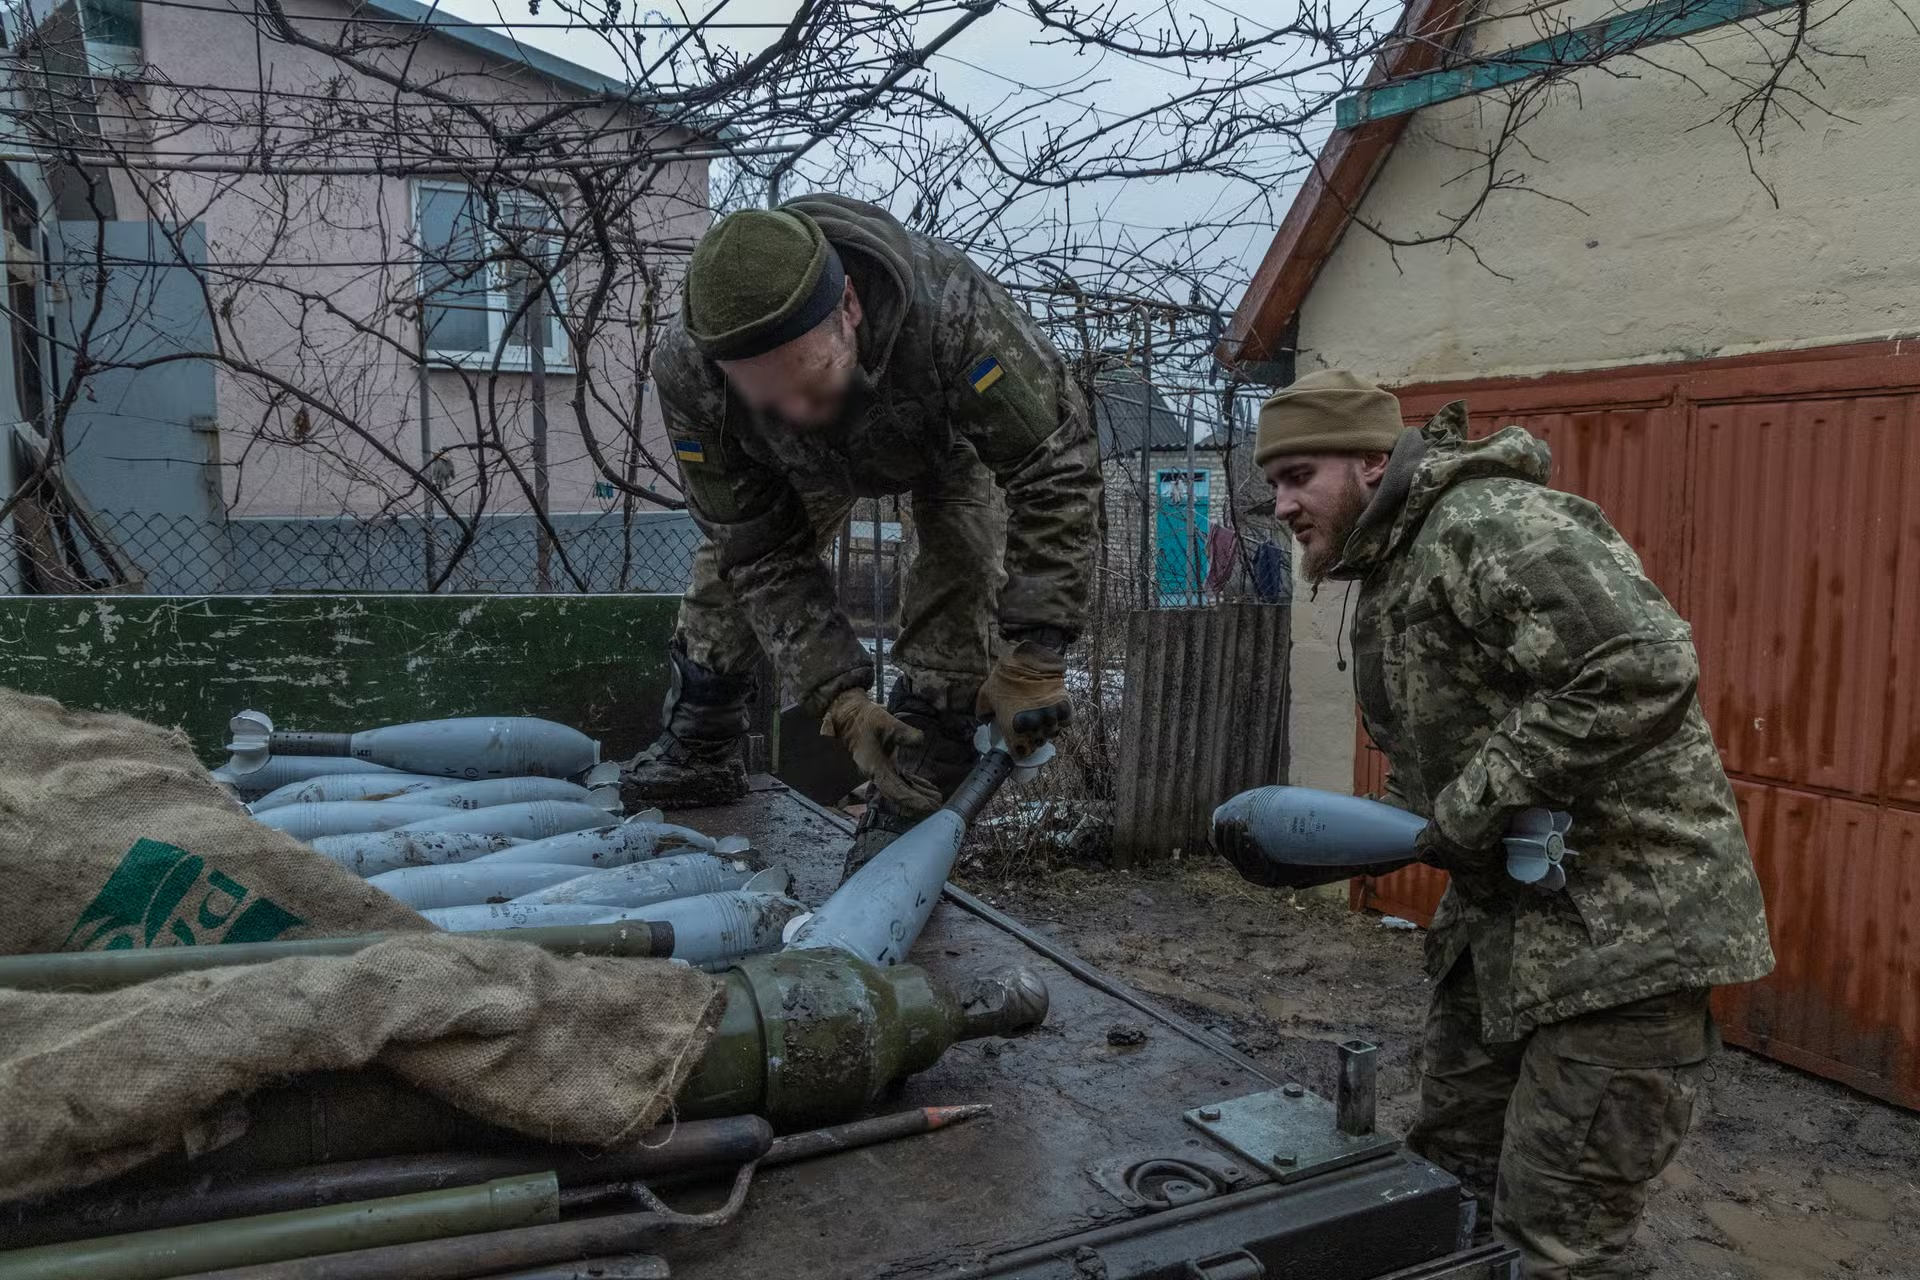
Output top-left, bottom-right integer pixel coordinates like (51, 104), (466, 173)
(976, 641), (1071, 760)
(819, 688), (942, 817)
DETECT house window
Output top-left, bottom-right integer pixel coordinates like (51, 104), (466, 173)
(414, 182), (568, 371)
(0, 169), (46, 429)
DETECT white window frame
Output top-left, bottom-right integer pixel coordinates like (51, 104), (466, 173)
(412, 179), (572, 374)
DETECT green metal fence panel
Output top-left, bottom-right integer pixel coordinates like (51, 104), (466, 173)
(0, 594), (681, 763)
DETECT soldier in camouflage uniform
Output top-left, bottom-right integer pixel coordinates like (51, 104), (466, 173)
(625, 196), (1101, 874)
(1226, 370), (1774, 1277)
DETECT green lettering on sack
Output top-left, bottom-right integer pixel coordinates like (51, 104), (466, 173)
(223, 897), (306, 945)
(197, 869), (249, 931)
(63, 838), (305, 951)
(142, 854), (206, 946)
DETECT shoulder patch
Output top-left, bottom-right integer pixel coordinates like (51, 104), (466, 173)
(673, 438), (707, 464)
(968, 357), (1004, 394)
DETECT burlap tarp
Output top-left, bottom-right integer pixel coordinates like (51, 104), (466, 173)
(0, 690), (725, 1202)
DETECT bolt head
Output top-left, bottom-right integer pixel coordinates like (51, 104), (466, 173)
(1282, 1082), (1305, 1098)
(1198, 1105), (1222, 1121)
(1273, 1153), (1297, 1167)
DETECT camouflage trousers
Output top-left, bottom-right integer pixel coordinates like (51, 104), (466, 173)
(677, 448), (1008, 718)
(1407, 955), (1715, 1279)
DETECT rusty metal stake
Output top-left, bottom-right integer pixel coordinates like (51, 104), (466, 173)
(765, 1104), (993, 1167)
(1337, 1039), (1378, 1137)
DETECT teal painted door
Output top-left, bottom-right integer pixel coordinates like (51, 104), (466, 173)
(1154, 469), (1208, 605)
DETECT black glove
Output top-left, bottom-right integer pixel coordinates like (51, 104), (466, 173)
(1413, 821), (1495, 874)
(1214, 813), (1291, 888)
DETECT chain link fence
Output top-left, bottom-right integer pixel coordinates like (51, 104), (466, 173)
(40, 509), (704, 596)
(947, 326), (1295, 876)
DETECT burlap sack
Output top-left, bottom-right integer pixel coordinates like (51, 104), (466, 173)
(0, 690), (724, 1201)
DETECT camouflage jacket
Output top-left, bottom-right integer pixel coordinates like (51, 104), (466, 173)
(654, 195), (1103, 715)
(1335, 406), (1773, 1042)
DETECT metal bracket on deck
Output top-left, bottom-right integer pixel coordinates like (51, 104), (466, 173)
(1184, 1083), (1398, 1185)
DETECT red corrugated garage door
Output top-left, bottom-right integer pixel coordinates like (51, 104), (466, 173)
(1349, 340), (1920, 1110)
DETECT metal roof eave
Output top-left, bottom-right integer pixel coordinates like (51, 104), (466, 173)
(357, 0), (739, 142)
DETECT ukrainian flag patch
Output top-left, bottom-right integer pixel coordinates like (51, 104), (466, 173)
(969, 357), (1004, 394)
(673, 438), (706, 464)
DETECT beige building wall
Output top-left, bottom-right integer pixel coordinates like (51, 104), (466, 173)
(1296, 0), (1920, 385)
(1276, 0), (1917, 800)
(1289, 572), (1357, 793)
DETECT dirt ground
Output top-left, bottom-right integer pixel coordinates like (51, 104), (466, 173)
(976, 862), (1920, 1280)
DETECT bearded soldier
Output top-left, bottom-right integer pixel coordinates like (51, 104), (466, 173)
(623, 196), (1101, 875)
(1229, 369), (1773, 1278)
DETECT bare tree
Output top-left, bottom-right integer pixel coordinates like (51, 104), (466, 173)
(0, 0), (1854, 594)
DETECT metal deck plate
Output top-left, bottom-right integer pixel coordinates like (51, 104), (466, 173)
(658, 781), (1460, 1279)
(1185, 1086), (1400, 1184)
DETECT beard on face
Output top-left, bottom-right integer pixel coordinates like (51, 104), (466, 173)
(756, 309), (867, 432)
(1301, 471), (1371, 585)
(764, 364), (873, 434)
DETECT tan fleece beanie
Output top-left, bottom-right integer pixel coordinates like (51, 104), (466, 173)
(1254, 370), (1405, 465)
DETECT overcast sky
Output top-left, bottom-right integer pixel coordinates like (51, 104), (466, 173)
(430, 0), (1395, 307)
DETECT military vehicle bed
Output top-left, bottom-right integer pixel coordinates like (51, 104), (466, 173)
(663, 780), (1518, 1280)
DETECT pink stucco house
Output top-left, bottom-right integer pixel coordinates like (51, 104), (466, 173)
(24, 0), (709, 542)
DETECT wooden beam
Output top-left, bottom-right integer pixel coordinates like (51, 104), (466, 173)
(1336, 0), (1797, 128)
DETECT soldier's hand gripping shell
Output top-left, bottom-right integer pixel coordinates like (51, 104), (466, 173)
(976, 642), (1072, 759)
(1413, 819), (1494, 874)
(820, 688), (944, 817)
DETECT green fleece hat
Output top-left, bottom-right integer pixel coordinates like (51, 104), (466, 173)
(1254, 369), (1406, 465)
(684, 207), (847, 360)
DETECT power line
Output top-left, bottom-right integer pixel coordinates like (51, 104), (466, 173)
(0, 143), (781, 176)
(7, 0), (978, 33)
(15, 249), (694, 268)
(2, 51), (913, 109)
(9, 121), (765, 156)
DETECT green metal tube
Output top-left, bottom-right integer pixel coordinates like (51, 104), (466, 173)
(9, 1118), (772, 1249)
(156, 1210), (671, 1280)
(161, 1072), (547, 1177)
(0, 923), (671, 993)
(0, 1173), (557, 1280)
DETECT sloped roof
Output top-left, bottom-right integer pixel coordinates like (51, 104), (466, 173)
(1216, 0), (1468, 374)
(360, 0), (731, 139)
(1094, 376), (1190, 454)
(362, 0), (626, 96)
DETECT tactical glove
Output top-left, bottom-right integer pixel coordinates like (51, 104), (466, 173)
(976, 641), (1071, 759)
(1413, 820), (1495, 874)
(820, 688), (943, 817)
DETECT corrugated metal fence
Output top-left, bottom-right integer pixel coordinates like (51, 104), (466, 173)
(1111, 602), (1290, 864)
(1352, 341), (1920, 1111)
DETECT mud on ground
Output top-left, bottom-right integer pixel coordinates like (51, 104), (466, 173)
(974, 863), (1920, 1280)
